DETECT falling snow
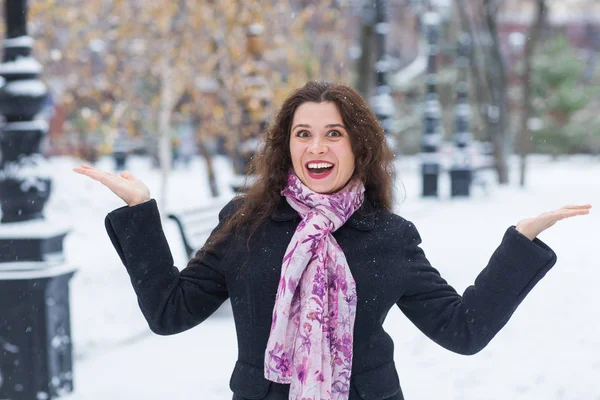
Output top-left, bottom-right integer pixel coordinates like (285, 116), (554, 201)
(23, 154), (599, 399)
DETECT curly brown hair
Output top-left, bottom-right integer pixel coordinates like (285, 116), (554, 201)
(203, 80), (395, 251)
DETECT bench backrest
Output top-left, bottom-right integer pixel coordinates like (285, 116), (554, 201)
(168, 200), (229, 258)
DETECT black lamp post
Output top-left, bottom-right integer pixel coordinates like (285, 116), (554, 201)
(0, 0), (51, 222)
(371, 0), (395, 139)
(420, 4), (442, 197)
(450, 32), (473, 197)
(0, 1), (75, 399)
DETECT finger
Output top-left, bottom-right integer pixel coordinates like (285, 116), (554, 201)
(559, 204), (592, 211)
(75, 168), (117, 184)
(73, 166), (105, 177)
(75, 169), (106, 182)
(73, 167), (98, 178)
(541, 206), (590, 218)
(549, 209), (591, 222)
(98, 174), (132, 193)
(120, 171), (134, 179)
(564, 209), (591, 216)
(79, 164), (102, 172)
(74, 165), (103, 175)
(557, 206), (591, 214)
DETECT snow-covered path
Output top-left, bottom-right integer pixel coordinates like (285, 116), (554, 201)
(45, 154), (599, 399)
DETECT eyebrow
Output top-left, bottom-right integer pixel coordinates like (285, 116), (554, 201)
(291, 123), (346, 131)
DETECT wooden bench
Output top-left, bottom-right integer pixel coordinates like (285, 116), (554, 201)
(167, 199), (230, 259)
(168, 199), (236, 317)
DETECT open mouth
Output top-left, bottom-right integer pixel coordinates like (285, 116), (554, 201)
(305, 161), (335, 179)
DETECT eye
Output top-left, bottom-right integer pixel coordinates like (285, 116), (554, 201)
(327, 130), (342, 137)
(296, 130), (310, 138)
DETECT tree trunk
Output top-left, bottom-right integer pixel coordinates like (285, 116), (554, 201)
(212, 32), (244, 176)
(196, 125), (219, 197)
(518, 0), (548, 187)
(458, 0), (510, 184)
(158, 56), (173, 215)
(484, 0), (510, 184)
(491, 131), (509, 183)
(355, 18), (375, 99)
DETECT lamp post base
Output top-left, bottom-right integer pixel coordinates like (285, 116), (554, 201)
(0, 263), (77, 400)
(421, 163), (440, 197)
(450, 168), (473, 197)
(0, 221), (69, 263)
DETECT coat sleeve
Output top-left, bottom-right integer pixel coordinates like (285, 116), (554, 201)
(396, 221), (557, 355)
(104, 198), (237, 335)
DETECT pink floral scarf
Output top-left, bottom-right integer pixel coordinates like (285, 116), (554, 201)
(264, 172), (365, 400)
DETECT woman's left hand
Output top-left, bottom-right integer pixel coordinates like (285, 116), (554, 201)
(516, 204), (592, 240)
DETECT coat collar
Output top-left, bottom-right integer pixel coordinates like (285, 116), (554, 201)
(271, 195), (375, 231)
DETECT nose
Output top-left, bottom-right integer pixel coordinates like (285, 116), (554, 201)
(308, 137), (328, 155)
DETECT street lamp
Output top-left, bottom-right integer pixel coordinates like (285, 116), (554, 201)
(449, 32), (473, 197)
(420, 5), (443, 197)
(370, 0), (395, 143)
(0, 1), (50, 222)
(0, 1), (75, 399)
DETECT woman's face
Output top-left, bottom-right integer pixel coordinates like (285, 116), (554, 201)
(289, 101), (355, 194)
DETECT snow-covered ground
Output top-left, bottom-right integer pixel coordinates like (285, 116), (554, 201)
(34, 154), (600, 399)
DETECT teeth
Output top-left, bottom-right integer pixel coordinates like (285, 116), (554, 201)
(307, 163), (333, 169)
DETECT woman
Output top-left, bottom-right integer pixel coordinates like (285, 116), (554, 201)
(74, 81), (590, 400)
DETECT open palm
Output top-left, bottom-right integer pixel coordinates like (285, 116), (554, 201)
(73, 164), (151, 207)
(516, 204), (592, 240)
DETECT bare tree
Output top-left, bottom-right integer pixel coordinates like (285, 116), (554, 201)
(456, 0), (510, 184)
(356, 15), (376, 99)
(31, 0), (354, 203)
(517, 0), (548, 187)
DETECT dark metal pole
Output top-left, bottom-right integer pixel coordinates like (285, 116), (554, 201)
(0, 0), (51, 222)
(371, 0), (395, 139)
(0, 1), (75, 399)
(450, 32), (473, 197)
(421, 5), (442, 197)
(5, 0), (27, 38)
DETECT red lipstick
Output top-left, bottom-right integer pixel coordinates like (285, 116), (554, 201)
(305, 160), (335, 180)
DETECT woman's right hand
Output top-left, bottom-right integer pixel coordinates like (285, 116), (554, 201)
(73, 164), (151, 207)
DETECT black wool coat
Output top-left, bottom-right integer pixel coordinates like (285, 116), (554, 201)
(105, 196), (557, 400)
